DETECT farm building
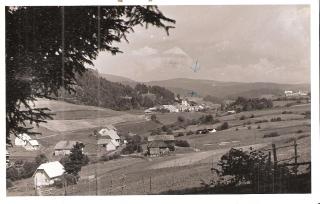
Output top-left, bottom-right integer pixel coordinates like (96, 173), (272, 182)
(99, 127), (121, 143)
(162, 105), (179, 113)
(33, 161), (65, 188)
(54, 140), (83, 156)
(147, 135), (175, 156)
(15, 133), (31, 146)
(97, 138), (119, 151)
(147, 141), (170, 157)
(25, 139), (40, 151)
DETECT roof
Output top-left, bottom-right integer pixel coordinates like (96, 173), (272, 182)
(28, 139), (39, 146)
(110, 140), (120, 147)
(148, 141), (169, 148)
(54, 140), (78, 150)
(36, 161), (65, 178)
(17, 133), (31, 141)
(148, 135), (175, 142)
(97, 138), (111, 145)
(99, 128), (120, 140)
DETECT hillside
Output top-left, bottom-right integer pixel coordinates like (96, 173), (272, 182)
(146, 78), (310, 99)
(58, 70), (175, 111)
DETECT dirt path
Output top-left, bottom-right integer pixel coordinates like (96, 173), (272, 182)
(149, 143), (267, 169)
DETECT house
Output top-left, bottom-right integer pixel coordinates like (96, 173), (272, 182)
(162, 105), (179, 113)
(227, 110), (236, 114)
(15, 133), (31, 146)
(33, 161), (65, 188)
(144, 107), (157, 114)
(147, 134), (175, 156)
(98, 128), (121, 143)
(25, 139), (40, 151)
(97, 137), (119, 151)
(54, 140), (82, 156)
(147, 141), (170, 156)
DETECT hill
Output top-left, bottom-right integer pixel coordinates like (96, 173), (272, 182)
(146, 78), (310, 99)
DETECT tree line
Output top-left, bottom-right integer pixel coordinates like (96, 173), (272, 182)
(58, 70), (175, 111)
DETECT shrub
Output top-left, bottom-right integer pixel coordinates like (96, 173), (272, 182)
(52, 179), (64, 188)
(235, 128), (239, 131)
(257, 125), (261, 129)
(64, 174), (78, 185)
(6, 179), (13, 189)
(6, 167), (19, 181)
(264, 132), (280, 138)
(247, 126), (251, 130)
(218, 122), (229, 131)
(150, 114), (157, 122)
(177, 132), (184, 137)
(175, 140), (190, 147)
(100, 153), (121, 161)
(186, 131), (194, 135)
(270, 117), (282, 122)
(250, 114), (255, 118)
(35, 154), (49, 165)
(255, 119), (268, 124)
(177, 116), (186, 123)
(296, 130), (303, 134)
(282, 111), (293, 114)
(239, 115), (246, 120)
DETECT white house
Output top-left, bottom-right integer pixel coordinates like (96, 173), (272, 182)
(97, 138), (119, 151)
(54, 140), (82, 156)
(33, 161), (65, 188)
(162, 105), (179, 113)
(15, 133), (31, 146)
(99, 128), (121, 143)
(25, 139), (40, 151)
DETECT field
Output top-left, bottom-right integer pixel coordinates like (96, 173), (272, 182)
(7, 100), (311, 196)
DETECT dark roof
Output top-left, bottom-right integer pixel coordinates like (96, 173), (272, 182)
(148, 141), (169, 148)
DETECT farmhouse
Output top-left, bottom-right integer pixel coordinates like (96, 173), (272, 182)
(25, 139), (40, 151)
(147, 141), (170, 156)
(54, 140), (83, 156)
(97, 137), (119, 151)
(147, 134), (175, 156)
(162, 105), (179, 113)
(15, 133), (31, 146)
(33, 161), (65, 188)
(99, 127), (121, 143)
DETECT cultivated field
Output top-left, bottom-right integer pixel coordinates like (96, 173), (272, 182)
(7, 100), (311, 196)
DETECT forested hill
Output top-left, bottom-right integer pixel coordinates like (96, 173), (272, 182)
(58, 70), (175, 111)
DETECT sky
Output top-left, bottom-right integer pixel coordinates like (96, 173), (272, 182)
(91, 5), (310, 84)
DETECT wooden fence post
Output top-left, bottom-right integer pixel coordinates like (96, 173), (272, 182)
(149, 176), (152, 194)
(272, 143), (277, 193)
(294, 139), (298, 176)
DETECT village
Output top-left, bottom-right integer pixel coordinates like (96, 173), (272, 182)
(6, 89), (311, 195)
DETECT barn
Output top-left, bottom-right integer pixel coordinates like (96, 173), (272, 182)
(147, 141), (170, 157)
(25, 139), (40, 151)
(33, 161), (65, 188)
(54, 140), (83, 156)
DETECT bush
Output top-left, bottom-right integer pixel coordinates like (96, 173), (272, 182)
(247, 126), (251, 130)
(52, 179), (64, 188)
(6, 179), (13, 189)
(177, 116), (186, 123)
(296, 130), (303, 133)
(176, 132), (184, 137)
(186, 130), (194, 135)
(239, 115), (246, 120)
(151, 114), (157, 122)
(270, 117), (282, 122)
(250, 114), (255, 118)
(218, 122), (229, 131)
(235, 128), (238, 131)
(175, 140), (190, 147)
(35, 154), (49, 165)
(282, 111), (293, 114)
(257, 125), (261, 129)
(6, 167), (19, 181)
(264, 132), (280, 138)
(64, 173), (78, 185)
(255, 119), (268, 124)
(100, 153), (121, 161)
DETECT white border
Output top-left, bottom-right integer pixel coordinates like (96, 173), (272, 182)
(1, 1), (319, 204)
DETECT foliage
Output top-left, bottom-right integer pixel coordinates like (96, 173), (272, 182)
(175, 140), (190, 147)
(60, 142), (88, 177)
(264, 132), (280, 138)
(177, 116), (186, 123)
(121, 134), (143, 154)
(203, 95), (222, 104)
(35, 154), (48, 165)
(6, 6), (175, 144)
(198, 114), (216, 124)
(150, 114), (158, 122)
(186, 130), (194, 135)
(270, 117), (282, 122)
(218, 122), (229, 131)
(176, 132), (184, 137)
(6, 179), (13, 189)
(239, 115), (246, 120)
(228, 97), (273, 112)
(100, 153), (121, 161)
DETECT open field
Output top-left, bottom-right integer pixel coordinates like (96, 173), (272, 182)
(7, 99), (311, 196)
